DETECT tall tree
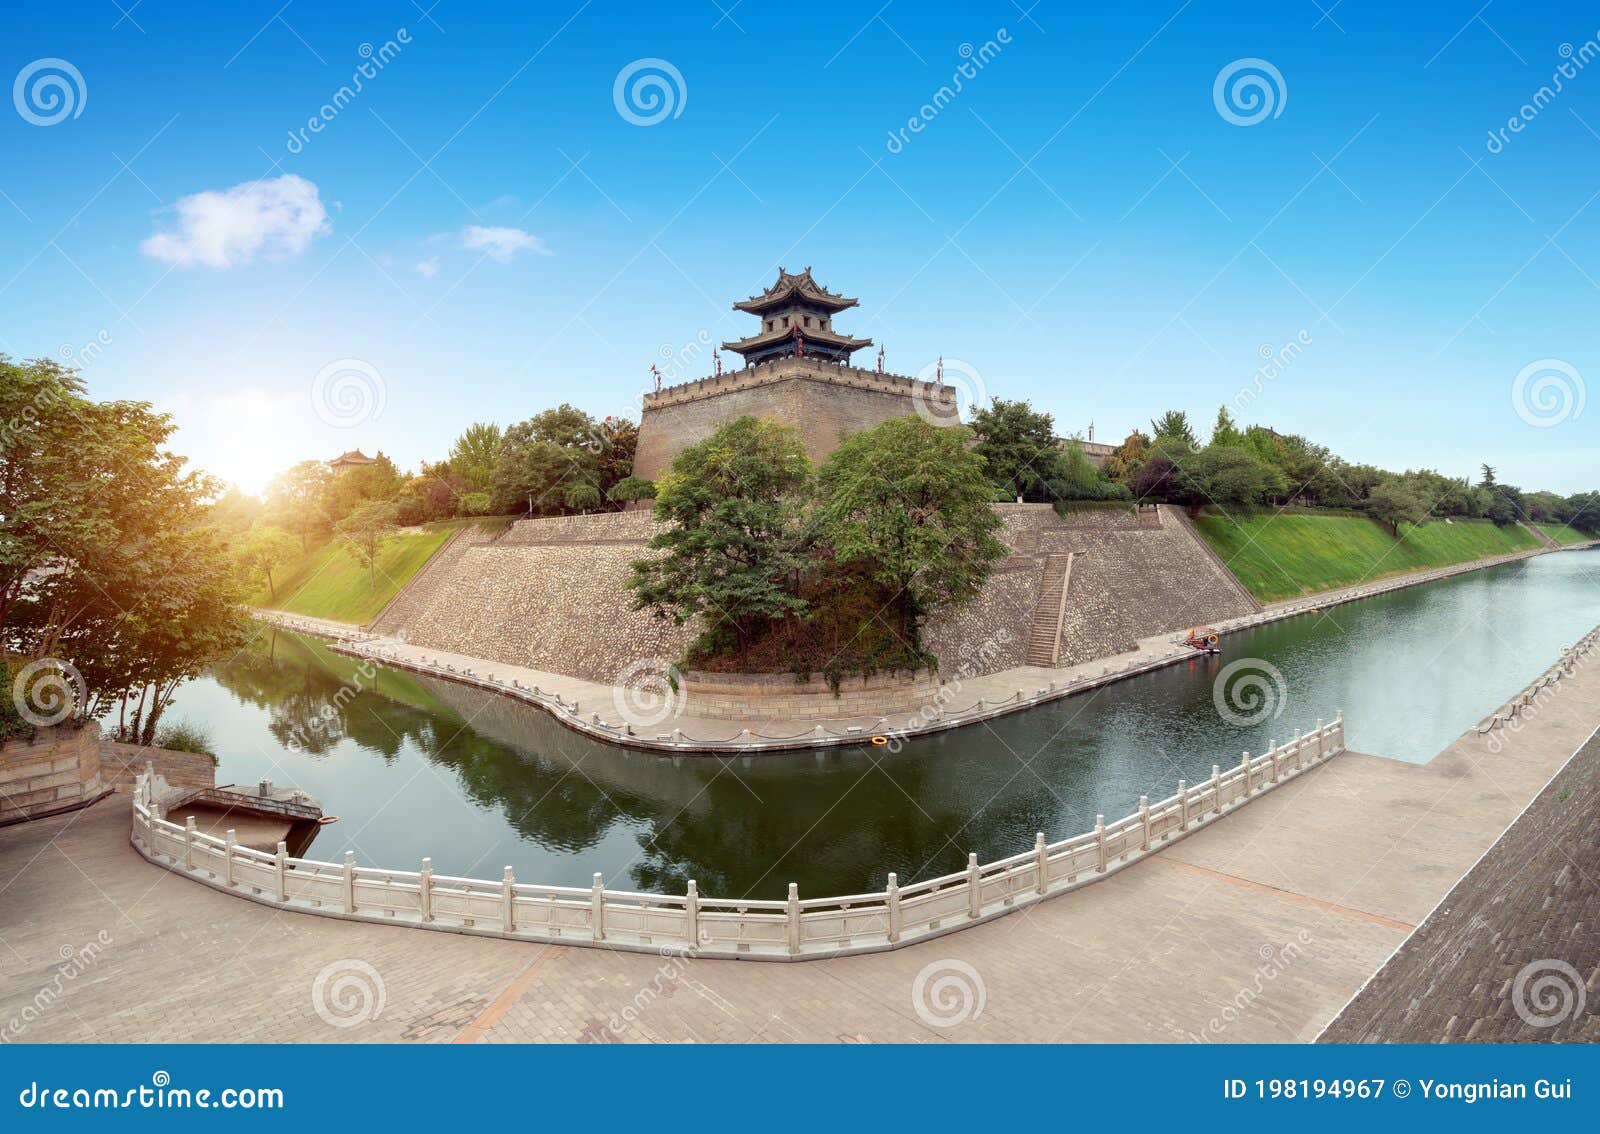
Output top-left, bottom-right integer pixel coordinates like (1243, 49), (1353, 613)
(969, 398), (1067, 501)
(335, 500), (401, 593)
(817, 416), (1005, 644)
(446, 421), (504, 491)
(628, 417), (813, 651)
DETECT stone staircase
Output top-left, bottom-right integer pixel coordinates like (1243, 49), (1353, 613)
(1024, 554), (1074, 667)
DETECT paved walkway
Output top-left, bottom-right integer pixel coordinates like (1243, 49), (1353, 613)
(1319, 730), (1600, 1043)
(3, 635), (1595, 1044)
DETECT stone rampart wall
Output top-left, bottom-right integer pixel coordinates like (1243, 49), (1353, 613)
(1, 731), (215, 824)
(376, 503), (1262, 685)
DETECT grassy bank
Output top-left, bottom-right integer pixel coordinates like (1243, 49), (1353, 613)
(1192, 511), (1543, 602)
(254, 518), (485, 625)
(1537, 522), (1596, 546)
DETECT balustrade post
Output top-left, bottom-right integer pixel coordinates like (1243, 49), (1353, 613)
(1269, 741), (1279, 784)
(1241, 750), (1251, 794)
(1316, 718), (1325, 758)
(1090, 816), (1105, 872)
(591, 873), (606, 941)
(1211, 764), (1222, 815)
(342, 851), (357, 914)
(1138, 797), (1150, 852)
(1035, 832), (1049, 894)
(1335, 709), (1344, 751)
(786, 883), (801, 955)
(1293, 728), (1302, 771)
(274, 841), (288, 903)
(966, 853), (982, 918)
(501, 867), (516, 933)
(685, 879), (700, 949)
(1178, 780), (1189, 830)
(419, 857), (434, 923)
(184, 815), (196, 870)
(886, 873), (902, 942)
(224, 829), (237, 887)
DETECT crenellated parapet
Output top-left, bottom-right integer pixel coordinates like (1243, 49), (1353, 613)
(642, 354), (950, 410)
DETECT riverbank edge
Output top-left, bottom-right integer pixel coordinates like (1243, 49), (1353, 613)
(252, 540), (1595, 756)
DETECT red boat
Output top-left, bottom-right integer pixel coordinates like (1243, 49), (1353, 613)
(1184, 627), (1222, 654)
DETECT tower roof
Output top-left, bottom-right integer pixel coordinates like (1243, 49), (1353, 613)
(721, 324), (872, 356)
(733, 267), (859, 315)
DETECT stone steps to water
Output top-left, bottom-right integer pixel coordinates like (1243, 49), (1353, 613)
(1024, 554), (1073, 667)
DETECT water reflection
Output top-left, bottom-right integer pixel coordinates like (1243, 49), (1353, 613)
(188, 549), (1599, 899)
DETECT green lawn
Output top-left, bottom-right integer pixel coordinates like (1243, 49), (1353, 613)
(254, 519), (470, 625)
(1192, 511), (1543, 603)
(1537, 522), (1596, 546)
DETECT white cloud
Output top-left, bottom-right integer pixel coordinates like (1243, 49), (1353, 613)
(415, 256), (439, 278)
(141, 174), (330, 269)
(460, 224), (549, 262)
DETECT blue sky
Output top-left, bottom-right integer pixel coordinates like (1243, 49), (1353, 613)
(2, 0), (1596, 493)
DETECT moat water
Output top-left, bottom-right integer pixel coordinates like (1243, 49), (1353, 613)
(173, 549), (1599, 899)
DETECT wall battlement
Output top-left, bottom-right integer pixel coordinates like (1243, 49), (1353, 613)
(644, 355), (949, 410)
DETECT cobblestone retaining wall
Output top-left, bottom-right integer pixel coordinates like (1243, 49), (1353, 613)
(374, 504), (1261, 684)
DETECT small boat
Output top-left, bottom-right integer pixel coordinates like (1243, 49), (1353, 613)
(1184, 627), (1222, 655)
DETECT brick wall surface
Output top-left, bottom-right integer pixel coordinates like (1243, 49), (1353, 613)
(632, 360), (948, 481)
(0, 728), (101, 823)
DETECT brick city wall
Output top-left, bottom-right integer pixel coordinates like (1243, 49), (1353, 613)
(374, 504), (1261, 687)
(632, 358), (953, 481)
(1, 729), (218, 825)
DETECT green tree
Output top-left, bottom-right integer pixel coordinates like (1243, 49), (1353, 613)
(447, 422), (503, 491)
(563, 482), (601, 512)
(628, 417), (813, 651)
(1209, 405), (1246, 448)
(969, 398), (1067, 501)
(1177, 446), (1272, 514)
(236, 525), (300, 599)
(335, 500), (401, 593)
(1150, 409), (1199, 448)
(1, 355), (250, 741)
(264, 459), (333, 552)
(1365, 480), (1429, 535)
(607, 475), (656, 503)
(816, 416), (1006, 644)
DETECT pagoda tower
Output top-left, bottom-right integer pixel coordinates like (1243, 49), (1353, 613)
(721, 267), (872, 366)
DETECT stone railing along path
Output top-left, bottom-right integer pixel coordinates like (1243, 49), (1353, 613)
(128, 716), (1346, 961)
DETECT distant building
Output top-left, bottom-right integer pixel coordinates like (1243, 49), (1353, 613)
(328, 449), (378, 476)
(632, 269), (958, 482)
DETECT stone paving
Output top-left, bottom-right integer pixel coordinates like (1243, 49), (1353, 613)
(3, 635), (1595, 1044)
(1318, 730), (1600, 1043)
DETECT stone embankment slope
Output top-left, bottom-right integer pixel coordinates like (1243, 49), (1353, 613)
(371, 504), (1259, 686)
